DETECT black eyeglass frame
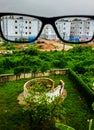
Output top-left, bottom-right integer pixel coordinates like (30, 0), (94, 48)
(0, 13), (94, 44)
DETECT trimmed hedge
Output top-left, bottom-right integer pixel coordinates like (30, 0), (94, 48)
(68, 68), (94, 103)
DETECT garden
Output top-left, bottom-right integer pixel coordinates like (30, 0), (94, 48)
(0, 42), (94, 129)
(0, 74), (94, 130)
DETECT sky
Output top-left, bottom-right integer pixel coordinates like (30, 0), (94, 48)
(0, 0), (94, 17)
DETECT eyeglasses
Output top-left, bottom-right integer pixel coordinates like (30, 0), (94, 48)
(0, 13), (94, 44)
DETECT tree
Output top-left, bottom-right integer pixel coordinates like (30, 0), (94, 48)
(3, 58), (14, 69)
(52, 59), (67, 69)
(40, 61), (50, 74)
(14, 66), (30, 79)
(23, 86), (63, 130)
(31, 65), (39, 77)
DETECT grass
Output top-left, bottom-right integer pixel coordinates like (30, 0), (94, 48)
(0, 75), (94, 130)
(0, 79), (31, 130)
(49, 75), (94, 130)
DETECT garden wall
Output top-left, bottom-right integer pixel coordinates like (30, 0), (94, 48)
(0, 69), (68, 82)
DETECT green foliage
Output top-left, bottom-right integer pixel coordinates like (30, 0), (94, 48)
(6, 44), (15, 50)
(68, 68), (94, 103)
(73, 62), (86, 74)
(2, 40), (9, 45)
(28, 56), (42, 66)
(0, 45), (93, 95)
(92, 102), (94, 111)
(39, 51), (53, 62)
(0, 79), (31, 130)
(40, 61), (50, 73)
(18, 37), (27, 42)
(26, 46), (39, 56)
(2, 58), (14, 69)
(0, 75), (94, 130)
(89, 119), (93, 130)
(0, 61), (4, 73)
(14, 66), (31, 76)
(0, 44), (94, 130)
(68, 45), (92, 54)
(28, 80), (51, 92)
(23, 88), (62, 129)
(31, 65), (39, 77)
(52, 59), (67, 68)
(0, 68), (4, 74)
(55, 123), (75, 130)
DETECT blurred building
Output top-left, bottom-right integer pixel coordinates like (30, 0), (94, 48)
(1, 16), (41, 41)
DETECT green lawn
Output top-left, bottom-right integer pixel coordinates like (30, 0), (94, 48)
(0, 74), (94, 130)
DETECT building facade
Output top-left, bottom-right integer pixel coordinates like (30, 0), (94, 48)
(1, 16), (41, 41)
(70, 19), (94, 41)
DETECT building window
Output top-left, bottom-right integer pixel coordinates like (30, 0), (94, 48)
(29, 27), (31, 29)
(15, 20), (17, 23)
(25, 27), (27, 29)
(29, 21), (31, 24)
(15, 32), (18, 34)
(25, 21), (27, 23)
(15, 26), (17, 29)
(29, 32), (31, 34)
(25, 32), (27, 34)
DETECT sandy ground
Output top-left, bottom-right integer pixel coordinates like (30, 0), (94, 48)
(36, 39), (94, 51)
(37, 39), (73, 51)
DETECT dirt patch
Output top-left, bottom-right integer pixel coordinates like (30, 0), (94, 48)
(36, 39), (73, 51)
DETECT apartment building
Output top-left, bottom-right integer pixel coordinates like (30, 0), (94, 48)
(1, 16), (41, 41)
(70, 19), (94, 41)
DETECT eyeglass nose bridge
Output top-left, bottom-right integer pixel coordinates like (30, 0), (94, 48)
(41, 17), (61, 40)
(41, 17), (61, 38)
(42, 17), (55, 25)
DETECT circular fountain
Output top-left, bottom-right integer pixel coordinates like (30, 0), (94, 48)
(24, 77), (54, 98)
(18, 77), (67, 104)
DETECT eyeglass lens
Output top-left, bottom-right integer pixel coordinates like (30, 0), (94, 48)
(0, 15), (42, 42)
(55, 17), (94, 43)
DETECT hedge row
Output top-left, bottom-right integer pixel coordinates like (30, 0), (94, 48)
(68, 68), (94, 103)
